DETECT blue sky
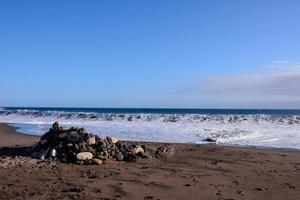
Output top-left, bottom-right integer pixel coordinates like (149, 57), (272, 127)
(1, 0), (300, 108)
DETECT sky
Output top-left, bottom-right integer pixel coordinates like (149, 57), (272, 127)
(0, 0), (300, 109)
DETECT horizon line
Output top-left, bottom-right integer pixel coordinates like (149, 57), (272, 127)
(2, 106), (300, 111)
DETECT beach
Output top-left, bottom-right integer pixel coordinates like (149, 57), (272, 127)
(0, 123), (299, 200)
(2, 0), (300, 199)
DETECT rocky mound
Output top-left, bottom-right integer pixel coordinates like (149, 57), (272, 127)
(31, 122), (150, 165)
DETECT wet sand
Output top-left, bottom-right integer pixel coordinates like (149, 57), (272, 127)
(0, 123), (39, 147)
(0, 123), (300, 200)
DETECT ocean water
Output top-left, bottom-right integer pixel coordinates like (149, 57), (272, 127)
(1, 107), (300, 149)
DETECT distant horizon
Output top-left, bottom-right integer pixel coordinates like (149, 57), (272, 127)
(3, 106), (300, 111)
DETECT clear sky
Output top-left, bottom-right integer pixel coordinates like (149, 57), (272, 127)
(1, 0), (300, 108)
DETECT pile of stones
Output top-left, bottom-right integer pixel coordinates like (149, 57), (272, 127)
(31, 122), (148, 165)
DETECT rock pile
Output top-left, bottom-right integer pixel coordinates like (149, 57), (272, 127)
(31, 122), (148, 165)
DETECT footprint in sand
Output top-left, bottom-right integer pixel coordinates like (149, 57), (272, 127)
(284, 183), (296, 189)
(144, 196), (160, 200)
(237, 190), (244, 196)
(254, 187), (263, 191)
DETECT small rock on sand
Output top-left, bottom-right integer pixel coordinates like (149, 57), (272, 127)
(203, 138), (217, 143)
(133, 146), (145, 154)
(92, 158), (103, 165)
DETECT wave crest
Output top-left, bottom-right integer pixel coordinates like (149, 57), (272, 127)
(1, 108), (300, 124)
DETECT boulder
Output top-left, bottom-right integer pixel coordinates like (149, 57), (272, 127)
(76, 152), (93, 161)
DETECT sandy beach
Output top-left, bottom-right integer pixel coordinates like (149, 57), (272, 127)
(0, 123), (299, 200)
(2, 0), (300, 199)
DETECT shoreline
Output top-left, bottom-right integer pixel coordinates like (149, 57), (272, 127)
(1, 122), (300, 199)
(0, 123), (39, 148)
(2, 122), (299, 153)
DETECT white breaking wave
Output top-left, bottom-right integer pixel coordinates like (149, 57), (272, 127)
(0, 109), (300, 149)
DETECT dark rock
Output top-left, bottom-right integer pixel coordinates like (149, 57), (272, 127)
(115, 152), (124, 161)
(78, 143), (88, 152)
(52, 121), (60, 130)
(96, 155), (108, 161)
(203, 138), (217, 143)
(73, 144), (80, 152)
(124, 153), (137, 162)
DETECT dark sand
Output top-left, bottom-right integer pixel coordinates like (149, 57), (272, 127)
(0, 123), (39, 147)
(0, 123), (300, 200)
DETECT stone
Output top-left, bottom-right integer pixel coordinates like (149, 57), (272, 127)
(96, 155), (108, 161)
(141, 145), (147, 152)
(79, 143), (88, 151)
(92, 158), (103, 165)
(52, 121), (59, 129)
(78, 128), (85, 133)
(58, 133), (68, 139)
(203, 138), (216, 143)
(84, 159), (93, 165)
(50, 149), (57, 157)
(103, 137), (109, 145)
(115, 152), (124, 161)
(69, 131), (80, 138)
(40, 140), (47, 145)
(76, 152), (93, 160)
(74, 144), (80, 152)
(133, 146), (144, 154)
(88, 136), (96, 145)
(110, 150), (116, 157)
(62, 128), (71, 131)
(124, 153), (137, 162)
(110, 137), (118, 144)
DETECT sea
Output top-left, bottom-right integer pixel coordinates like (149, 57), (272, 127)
(1, 107), (300, 149)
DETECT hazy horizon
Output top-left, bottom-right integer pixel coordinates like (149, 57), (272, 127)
(2, 106), (300, 111)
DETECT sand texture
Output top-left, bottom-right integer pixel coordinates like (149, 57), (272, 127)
(0, 123), (300, 200)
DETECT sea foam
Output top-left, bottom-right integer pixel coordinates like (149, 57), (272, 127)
(1, 108), (300, 149)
